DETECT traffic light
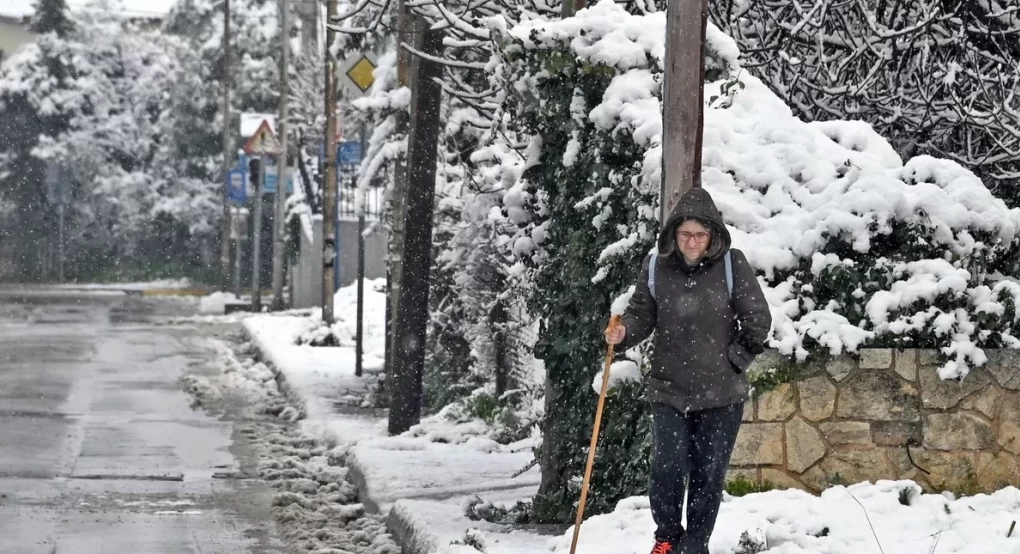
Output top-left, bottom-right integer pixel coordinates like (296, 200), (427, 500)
(248, 158), (262, 192)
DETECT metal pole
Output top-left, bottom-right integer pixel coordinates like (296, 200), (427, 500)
(384, 270), (391, 376)
(252, 156), (264, 312)
(219, 0), (233, 287)
(233, 207), (243, 298)
(321, 0), (338, 325)
(335, 208), (341, 293)
(272, 0), (291, 311)
(58, 201), (65, 283)
(356, 125), (367, 377)
(356, 211), (365, 376)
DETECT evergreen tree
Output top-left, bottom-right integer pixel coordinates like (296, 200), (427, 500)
(30, 0), (73, 37)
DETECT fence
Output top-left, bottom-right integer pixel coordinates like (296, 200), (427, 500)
(337, 165), (385, 220)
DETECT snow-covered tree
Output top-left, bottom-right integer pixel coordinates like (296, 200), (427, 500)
(30, 0), (74, 37)
(0, 6), (224, 280)
(163, 0), (281, 116)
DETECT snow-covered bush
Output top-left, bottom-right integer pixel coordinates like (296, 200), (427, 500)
(493, 0), (1020, 521)
(709, 0), (1020, 206)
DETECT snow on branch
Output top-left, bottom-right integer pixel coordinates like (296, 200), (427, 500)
(710, 0), (1020, 203)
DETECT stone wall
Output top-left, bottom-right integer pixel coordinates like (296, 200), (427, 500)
(730, 349), (1020, 493)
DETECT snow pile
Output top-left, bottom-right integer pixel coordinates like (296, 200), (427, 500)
(198, 292), (239, 315)
(181, 335), (399, 554)
(501, 0), (1020, 379)
(297, 279), (387, 367)
(259, 431), (397, 554)
(552, 481), (1020, 554)
(591, 360), (642, 394)
(198, 338), (282, 405)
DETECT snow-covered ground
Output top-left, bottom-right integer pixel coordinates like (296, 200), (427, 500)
(554, 484), (1020, 554)
(238, 280), (544, 552)
(179, 331), (400, 554)
(233, 280), (1020, 554)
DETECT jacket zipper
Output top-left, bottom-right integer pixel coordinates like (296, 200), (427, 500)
(683, 272), (694, 412)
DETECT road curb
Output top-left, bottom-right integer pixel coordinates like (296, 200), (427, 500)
(137, 289), (213, 297)
(239, 322), (410, 550)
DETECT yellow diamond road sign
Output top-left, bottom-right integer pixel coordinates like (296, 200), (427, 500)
(345, 55), (376, 94)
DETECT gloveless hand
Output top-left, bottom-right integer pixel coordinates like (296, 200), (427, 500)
(606, 324), (626, 345)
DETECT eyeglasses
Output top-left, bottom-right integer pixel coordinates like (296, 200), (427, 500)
(677, 231), (710, 244)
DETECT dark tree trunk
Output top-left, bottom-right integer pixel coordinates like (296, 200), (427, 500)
(387, 19), (445, 435)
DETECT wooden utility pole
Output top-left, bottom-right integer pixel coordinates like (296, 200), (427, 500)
(271, 0), (291, 311)
(384, 0), (414, 381)
(321, 0), (339, 324)
(661, 0), (710, 221)
(560, 0), (586, 17)
(387, 18), (444, 436)
(219, 0), (233, 288)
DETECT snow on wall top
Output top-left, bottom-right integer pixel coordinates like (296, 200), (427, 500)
(1, 0), (176, 20)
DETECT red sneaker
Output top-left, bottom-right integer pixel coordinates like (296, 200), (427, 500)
(650, 539), (675, 554)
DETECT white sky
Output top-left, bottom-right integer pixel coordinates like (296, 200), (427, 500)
(1, 0), (178, 20)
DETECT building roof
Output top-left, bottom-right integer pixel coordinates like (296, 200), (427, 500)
(0, 0), (177, 21)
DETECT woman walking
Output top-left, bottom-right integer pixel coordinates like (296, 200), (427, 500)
(606, 188), (772, 554)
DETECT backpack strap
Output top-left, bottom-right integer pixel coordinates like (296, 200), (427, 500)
(725, 250), (734, 299)
(646, 251), (733, 301)
(647, 253), (658, 301)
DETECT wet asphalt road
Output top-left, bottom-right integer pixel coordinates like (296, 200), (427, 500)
(0, 288), (286, 554)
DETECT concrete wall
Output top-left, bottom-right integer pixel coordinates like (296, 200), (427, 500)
(290, 216), (323, 309)
(337, 217), (387, 288)
(290, 215), (388, 309)
(731, 349), (1020, 493)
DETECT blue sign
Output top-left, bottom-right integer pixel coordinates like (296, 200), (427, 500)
(264, 175), (294, 194)
(262, 157), (294, 194)
(318, 141), (365, 166)
(227, 169), (247, 205)
(339, 141), (363, 165)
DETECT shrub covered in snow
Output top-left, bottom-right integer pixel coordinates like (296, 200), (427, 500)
(492, 0), (1020, 521)
(709, 0), (1020, 208)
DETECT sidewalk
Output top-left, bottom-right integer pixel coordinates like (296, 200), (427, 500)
(241, 281), (1020, 554)
(242, 283), (548, 554)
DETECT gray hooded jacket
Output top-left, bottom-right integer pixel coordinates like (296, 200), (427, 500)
(619, 188), (772, 413)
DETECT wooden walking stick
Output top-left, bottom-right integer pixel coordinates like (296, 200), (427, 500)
(569, 314), (623, 554)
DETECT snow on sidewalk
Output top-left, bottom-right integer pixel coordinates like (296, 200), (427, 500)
(243, 279), (543, 554)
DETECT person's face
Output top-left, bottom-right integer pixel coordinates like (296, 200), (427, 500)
(676, 219), (711, 262)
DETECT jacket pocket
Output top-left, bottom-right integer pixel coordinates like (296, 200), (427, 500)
(726, 342), (755, 374)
